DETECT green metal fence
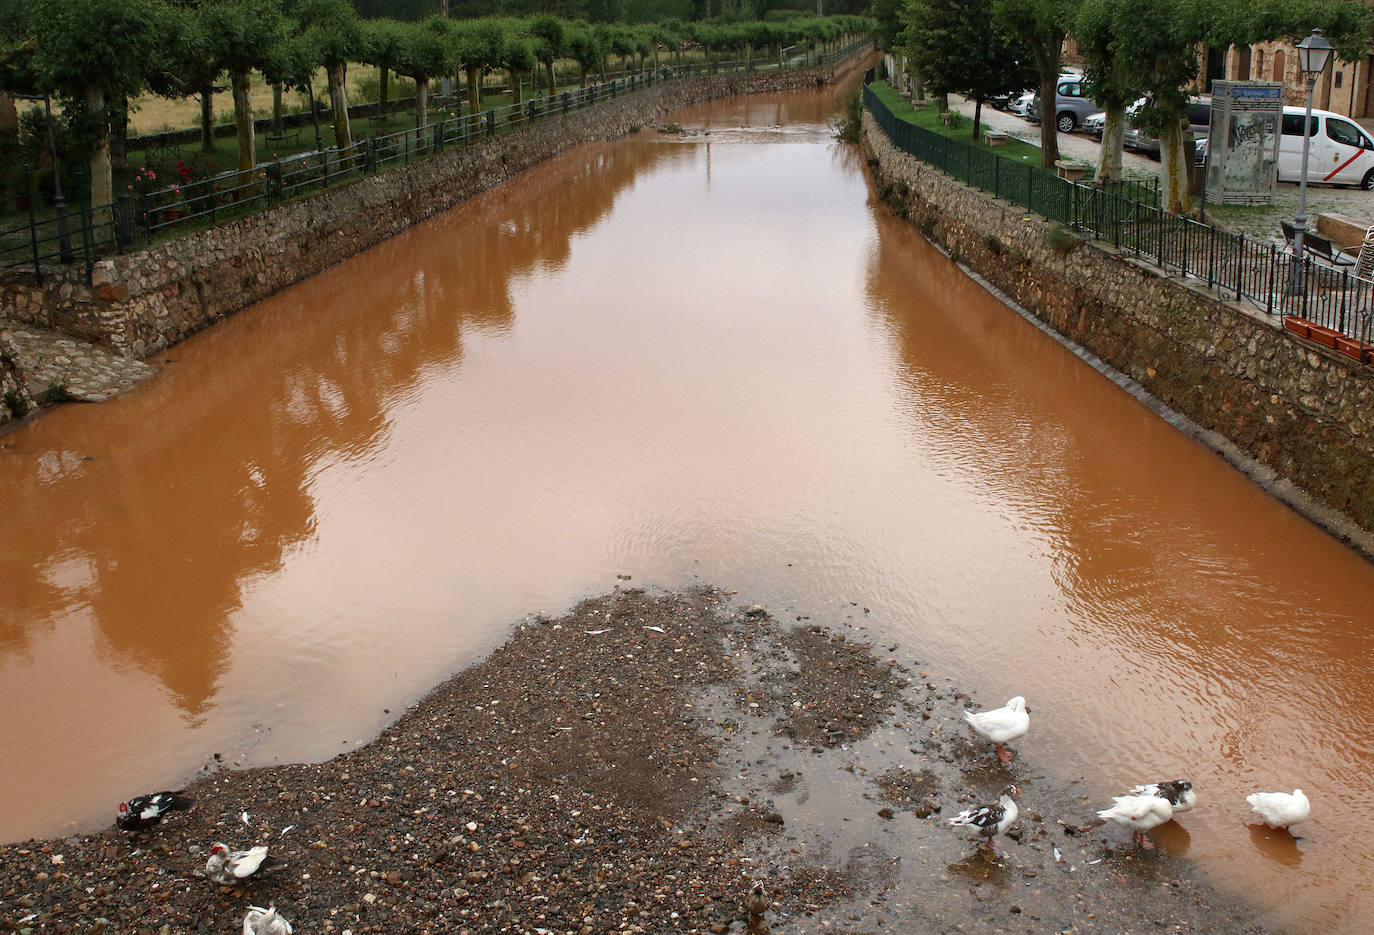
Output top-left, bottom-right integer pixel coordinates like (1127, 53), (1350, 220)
(863, 83), (1374, 350)
(2, 38), (874, 283)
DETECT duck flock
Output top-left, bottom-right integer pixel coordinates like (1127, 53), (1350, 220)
(950, 695), (1311, 852)
(111, 692), (1310, 931)
(114, 792), (291, 933)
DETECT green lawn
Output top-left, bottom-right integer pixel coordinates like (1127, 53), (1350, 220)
(866, 81), (1051, 169)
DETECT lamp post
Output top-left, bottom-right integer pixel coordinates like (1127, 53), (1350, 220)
(1288, 28), (1334, 296)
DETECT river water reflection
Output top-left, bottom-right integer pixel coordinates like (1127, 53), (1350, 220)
(3, 83), (1373, 932)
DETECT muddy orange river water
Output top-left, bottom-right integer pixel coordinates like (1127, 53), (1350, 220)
(2, 84), (1372, 932)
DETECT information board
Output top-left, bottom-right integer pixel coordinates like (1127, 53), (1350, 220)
(1206, 81), (1283, 205)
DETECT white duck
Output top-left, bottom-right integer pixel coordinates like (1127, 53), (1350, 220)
(1246, 789), (1309, 829)
(1130, 778), (1197, 813)
(243, 905), (293, 935)
(948, 785), (1020, 849)
(963, 696), (1029, 764)
(206, 842), (272, 886)
(1097, 793), (1174, 848)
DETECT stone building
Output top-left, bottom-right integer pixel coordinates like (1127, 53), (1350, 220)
(1220, 41), (1374, 119)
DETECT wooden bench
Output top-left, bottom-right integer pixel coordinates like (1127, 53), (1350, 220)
(1054, 160), (1088, 182)
(985, 130), (1009, 147)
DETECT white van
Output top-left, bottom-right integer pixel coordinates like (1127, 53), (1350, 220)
(1278, 105), (1374, 189)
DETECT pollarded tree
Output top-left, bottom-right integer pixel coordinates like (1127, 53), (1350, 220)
(295, 0), (363, 151)
(362, 18), (409, 125)
(504, 34), (536, 105)
(994, 0), (1078, 168)
(393, 17), (450, 134)
(200, 0), (288, 176)
(1073, 0), (1137, 182)
(606, 26), (636, 77)
(902, 0), (1037, 138)
(454, 19), (505, 117)
(260, 31), (317, 144)
(31, 0), (168, 213)
(527, 15), (565, 96)
(565, 24), (604, 88)
(149, 1), (222, 153)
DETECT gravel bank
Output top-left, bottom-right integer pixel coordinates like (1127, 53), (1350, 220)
(0, 588), (1271, 934)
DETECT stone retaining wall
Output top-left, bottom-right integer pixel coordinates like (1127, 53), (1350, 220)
(0, 56), (866, 363)
(862, 111), (1374, 547)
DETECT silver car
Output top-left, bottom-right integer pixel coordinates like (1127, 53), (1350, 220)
(1126, 98), (1212, 158)
(1027, 78), (1100, 133)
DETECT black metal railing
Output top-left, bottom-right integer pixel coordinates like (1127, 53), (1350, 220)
(1, 37), (875, 283)
(864, 84), (1374, 354)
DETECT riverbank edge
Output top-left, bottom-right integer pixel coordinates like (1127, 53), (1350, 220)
(862, 110), (1374, 562)
(0, 51), (875, 429)
(0, 587), (1275, 934)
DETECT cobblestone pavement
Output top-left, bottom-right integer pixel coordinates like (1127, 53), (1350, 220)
(947, 92), (1374, 246)
(1, 319), (156, 404)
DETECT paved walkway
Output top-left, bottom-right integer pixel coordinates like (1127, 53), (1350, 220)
(947, 93), (1374, 246)
(0, 319), (156, 405)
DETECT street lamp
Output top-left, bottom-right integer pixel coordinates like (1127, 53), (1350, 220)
(1288, 28), (1335, 296)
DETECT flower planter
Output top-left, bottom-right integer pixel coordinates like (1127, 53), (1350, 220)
(1282, 316), (1311, 339)
(159, 207), (187, 223)
(1334, 335), (1367, 361)
(1305, 323), (1342, 349)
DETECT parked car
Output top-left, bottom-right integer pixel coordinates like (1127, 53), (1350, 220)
(1126, 98), (1211, 158)
(985, 90), (1020, 111)
(1011, 90), (1036, 117)
(1083, 97), (1147, 141)
(1027, 77), (1101, 133)
(1277, 105), (1374, 189)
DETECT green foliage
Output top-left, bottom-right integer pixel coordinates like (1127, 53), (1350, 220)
(40, 382), (74, 405)
(833, 86), (862, 142)
(297, 0), (365, 68)
(1044, 222), (1080, 253)
(901, 0), (1037, 102)
(31, 0), (168, 100)
(362, 18), (410, 70)
(393, 17), (452, 80)
(201, 0), (289, 75)
(3, 389), (29, 419)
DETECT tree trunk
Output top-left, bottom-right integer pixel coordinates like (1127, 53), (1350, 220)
(973, 98), (983, 141)
(936, 92), (948, 113)
(232, 69), (255, 175)
(466, 65), (481, 118)
(1029, 34), (1062, 168)
(86, 85), (112, 222)
(110, 97), (129, 170)
(579, 64), (588, 88)
(416, 77), (429, 144)
(1094, 105), (1125, 183)
(201, 85), (215, 150)
(328, 60), (352, 150)
(545, 60), (556, 97)
(272, 83), (283, 136)
(379, 63), (389, 122)
(510, 69), (521, 106)
(1160, 114), (1191, 214)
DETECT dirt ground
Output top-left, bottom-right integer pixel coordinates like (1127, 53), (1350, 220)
(0, 588), (1272, 934)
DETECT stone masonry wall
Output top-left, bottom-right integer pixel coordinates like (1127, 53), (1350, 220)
(0, 58), (865, 362)
(863, 111), (1374, 544)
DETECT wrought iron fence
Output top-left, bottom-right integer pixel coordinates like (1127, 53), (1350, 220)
(863, 84), (1374, 355)
(1, 38), (874, 283)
